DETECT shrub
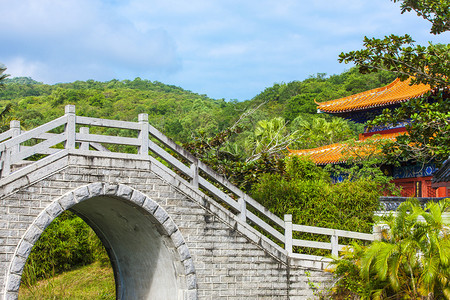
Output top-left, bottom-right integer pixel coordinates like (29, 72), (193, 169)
(329, 198), (450, 299)
(22, 211), (109, 286)
(251, 156), (382, 255)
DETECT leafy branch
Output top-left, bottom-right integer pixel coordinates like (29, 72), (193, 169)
(0, 64), (10, 89)
(393, 0), (450, 34)
(339, 35), (449, 88)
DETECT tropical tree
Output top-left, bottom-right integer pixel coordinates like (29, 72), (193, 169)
(330, 198), (450, 299)
(366, 199), (450, 299)
(394, 0), (449, 35)
(374, 97), (449, 164)
(0, 104), (13, 133)
(290, 116), (355, 149)
(338, 0), (450, 164)
(323, 136), (400, 196)
(0, 65), (12, 132)
(246, 117), (299, 162)
(0, 64), (9, 89)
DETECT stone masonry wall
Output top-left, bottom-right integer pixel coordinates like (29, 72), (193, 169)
(0, 153), (331, 299)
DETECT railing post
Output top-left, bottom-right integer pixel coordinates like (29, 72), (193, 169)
(10, 120), (20, 157)
(238, 195), (247, 222)
(2, 120), (20, 177)
(80, 127), (90, 151)
(65, 105), (76, 149)
(190, 159), (199, 188)
(284, 214), (293, 255)
(138, 113), (149, 157)
(331, 231), (339, 257)
(373, 225), (382, 241)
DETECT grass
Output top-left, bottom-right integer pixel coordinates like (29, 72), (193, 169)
(19, 261), (115, 300)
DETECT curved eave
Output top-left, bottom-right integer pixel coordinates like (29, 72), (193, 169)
(316, 78), (431, 113)
(288, 143), (346, 165)
(288, 132), (405, 165)
(319, 93), (426, 114)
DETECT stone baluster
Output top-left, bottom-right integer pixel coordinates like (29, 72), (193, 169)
(65, 105), (76, 149)
(138, 113), (149, 157)
(80, 127), (90, 151)
(238, 195), (247, 222)
(2, 120), (21, 177)
(331, 231), (339, 257)
(190, 159), (199, 188)
(10, 120), (20, 157)
(284, 214), (293, 255)
(373, 225), (382, 241)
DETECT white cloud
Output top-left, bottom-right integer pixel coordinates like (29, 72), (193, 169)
(0, 0), (448, 99)
(0, 0), (181, 83)
(5, 57), (44, 80)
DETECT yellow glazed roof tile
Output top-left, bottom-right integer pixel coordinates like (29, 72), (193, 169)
(316, 78), (431, 113)
(288, 131), (406, 165)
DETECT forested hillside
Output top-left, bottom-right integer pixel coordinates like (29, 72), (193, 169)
(1, 77), (240, 143)
(1, 68), (395, 158)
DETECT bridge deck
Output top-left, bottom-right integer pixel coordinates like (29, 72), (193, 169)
(0, 105), (377, 259)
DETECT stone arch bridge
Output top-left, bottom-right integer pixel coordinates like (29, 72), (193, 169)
(0, 106), (376, 299)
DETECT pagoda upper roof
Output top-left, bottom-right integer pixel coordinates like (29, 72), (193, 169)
(316, 77), (431, 114)
(288, 130), (406, 165)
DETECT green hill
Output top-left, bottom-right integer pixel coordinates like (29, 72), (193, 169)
(0, 68), (395, 149)
(0, 77), (240, 143)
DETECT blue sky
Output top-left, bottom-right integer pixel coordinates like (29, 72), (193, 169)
(1, 0), (448, 101)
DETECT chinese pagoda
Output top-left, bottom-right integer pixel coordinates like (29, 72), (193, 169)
(289, 77), (448, 198)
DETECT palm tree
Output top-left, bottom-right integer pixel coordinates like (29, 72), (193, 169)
(0, 64), (10, 88)
(0, 104), (12, 133)
(361, 199), (450, 299)
(246, 117), (299, 162)
(291, 116), (353, 149)
(0, 65), (12, 132)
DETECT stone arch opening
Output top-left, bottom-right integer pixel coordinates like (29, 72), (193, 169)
(6, 183), (197, 300)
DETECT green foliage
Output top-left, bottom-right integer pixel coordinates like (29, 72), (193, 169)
(251, 156), (382, 255)
(283, 93), (316, 120)
(183, 126), (286, 193)
(330, 198), (450, 299)
(22, 211), (109, 285)
(244, 117), (298, 161)
(252, 172), (331, 218)
(339, 0), (449, 165)
(250, 69), (395, 125)
(285, 154), (330, 181)
(3, 77), (41, 85)
(327, 242), (376, 299)
(0, 67), (396, 158)
(0, 103), (13, 133)
(0, 64), (10, 89)
(394, 0), (450, 34)
(20, 261), (115, 300)
(371, 96), (450, 164)
(291, 116), (358, 149)
(339, 35), (449, 88)
(0, 77), (236, 143)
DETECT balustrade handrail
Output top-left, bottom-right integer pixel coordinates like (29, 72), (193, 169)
(0, 105), (379, 257)
(286, 219), (377, 256)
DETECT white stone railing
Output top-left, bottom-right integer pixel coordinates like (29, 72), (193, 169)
(284, 215), (378, 257)
(0, 105), (379, 257)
